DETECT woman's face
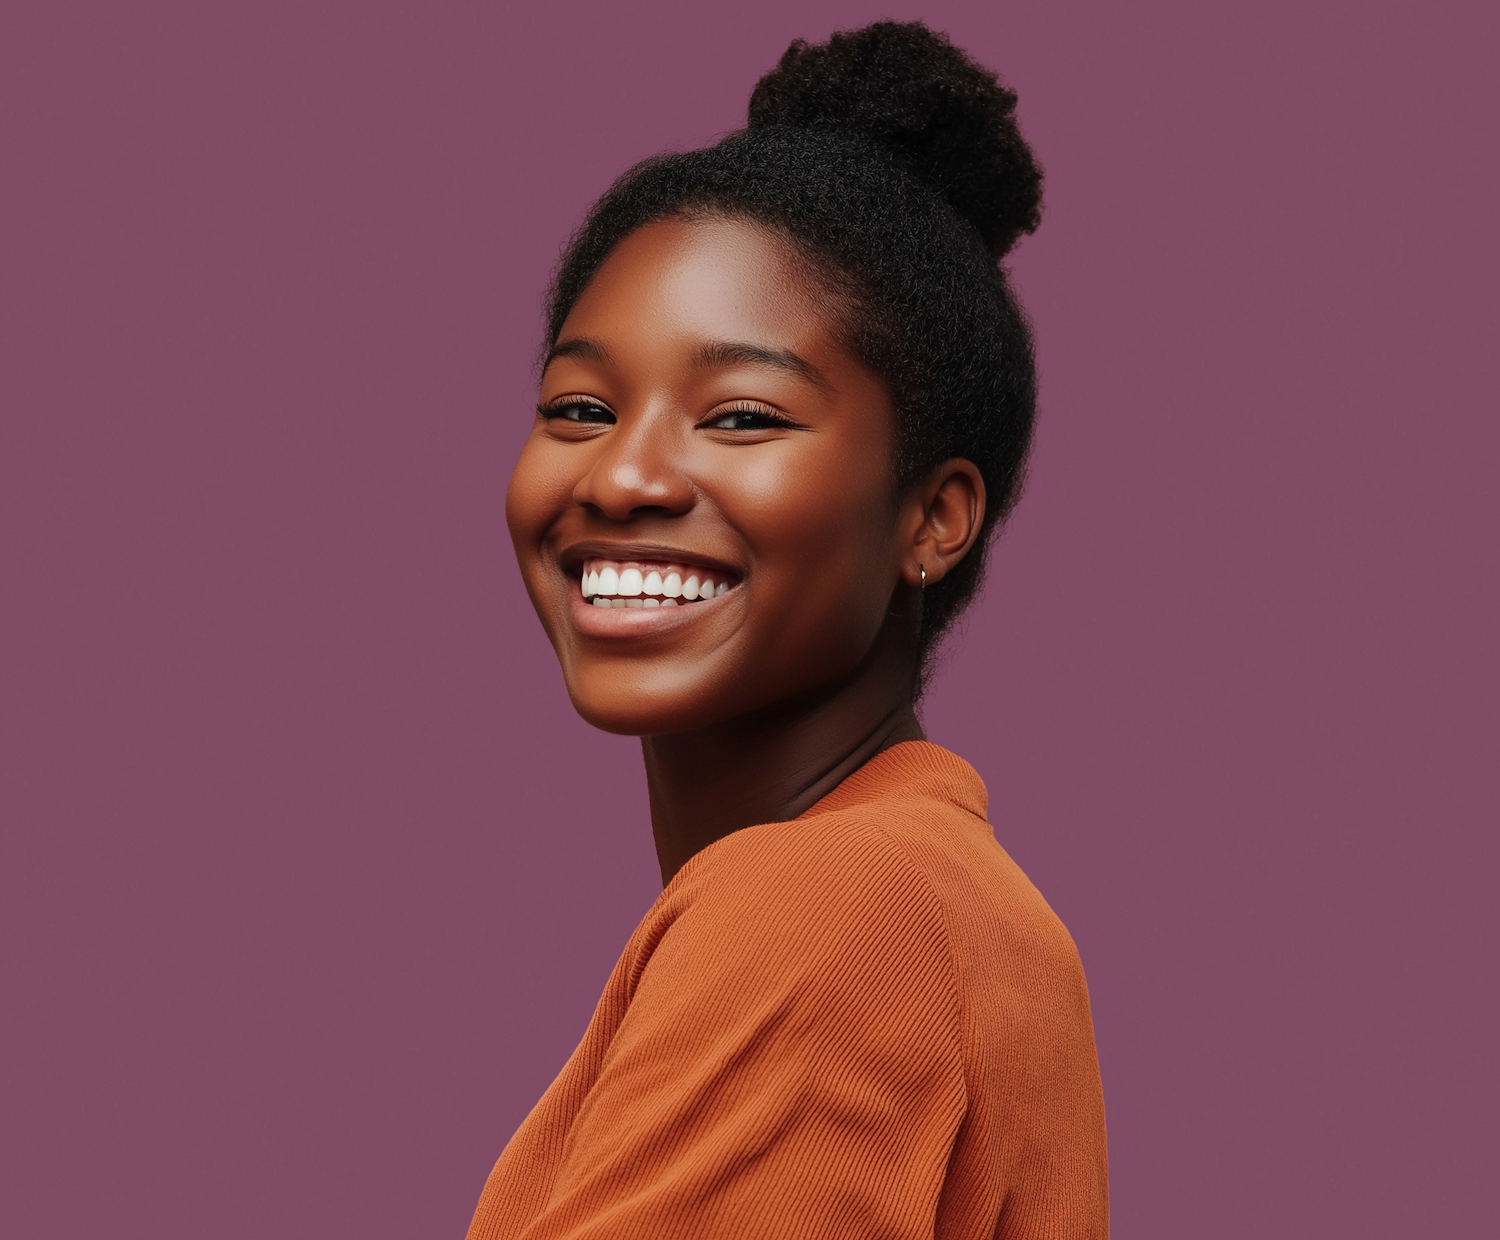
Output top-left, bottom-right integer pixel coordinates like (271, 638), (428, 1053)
(507, 215), (909, 736)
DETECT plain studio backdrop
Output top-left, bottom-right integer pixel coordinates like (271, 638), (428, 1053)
(2, 1), (1495, 1237)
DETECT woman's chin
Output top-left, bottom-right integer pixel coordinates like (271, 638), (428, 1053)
(561, 668), (761, 737)
(564, 681), (707, 737)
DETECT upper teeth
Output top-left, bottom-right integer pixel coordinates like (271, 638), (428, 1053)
(580, 559), (733, 607)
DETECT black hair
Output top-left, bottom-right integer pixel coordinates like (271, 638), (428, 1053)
(545, 21), (1043, 688)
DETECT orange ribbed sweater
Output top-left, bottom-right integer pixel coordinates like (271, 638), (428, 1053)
(466, 742), (1107, 1239)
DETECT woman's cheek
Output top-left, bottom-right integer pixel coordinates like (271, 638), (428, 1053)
(716, 440), (860, 537)
(757, 457), (890, 580)
(741, 496), (895, 661)
(505, 435), (575, 551)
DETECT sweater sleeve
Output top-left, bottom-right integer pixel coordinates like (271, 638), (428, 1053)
(516, 821), (968, 1240)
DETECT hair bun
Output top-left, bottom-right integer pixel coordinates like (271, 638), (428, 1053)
(748, 21), (1042, 258)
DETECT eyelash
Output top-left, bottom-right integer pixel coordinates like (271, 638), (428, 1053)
(538, 399), (798, 431)
(538, 398), (615, 424)
(700, 402), (798, 431)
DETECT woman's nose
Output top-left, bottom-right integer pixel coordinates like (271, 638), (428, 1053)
(572, 411), (695, 521)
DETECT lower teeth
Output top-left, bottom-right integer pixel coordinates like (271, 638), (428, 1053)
(591, 597), (683, 608)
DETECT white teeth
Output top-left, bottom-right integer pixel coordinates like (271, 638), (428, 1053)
(580, 559), (734, 609)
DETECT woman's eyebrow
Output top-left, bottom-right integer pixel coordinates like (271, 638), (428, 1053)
(546, 336), (613, 366)
(691, 339), (828, 388)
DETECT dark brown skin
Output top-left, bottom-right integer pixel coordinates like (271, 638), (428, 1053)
(507, 216), (985, 884)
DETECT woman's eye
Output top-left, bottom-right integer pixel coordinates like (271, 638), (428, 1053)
(705, 407), (791, 431)
(542, 401), (615, 424)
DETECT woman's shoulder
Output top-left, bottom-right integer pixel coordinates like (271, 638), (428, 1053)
(670, 807), (952, 960)
(620, 813), (963, 1067)
(654, 743), (1089, 1005)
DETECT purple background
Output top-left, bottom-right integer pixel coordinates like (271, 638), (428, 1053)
(3, 1), (1496, 1236)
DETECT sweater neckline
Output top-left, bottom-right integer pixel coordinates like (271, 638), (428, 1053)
(797, 740), (988, 823)
(659, 742), (989, 898)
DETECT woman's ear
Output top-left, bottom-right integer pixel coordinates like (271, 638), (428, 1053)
(898, 459), (986, 588)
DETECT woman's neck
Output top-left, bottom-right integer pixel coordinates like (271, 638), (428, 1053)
(641, 613), (925, 885)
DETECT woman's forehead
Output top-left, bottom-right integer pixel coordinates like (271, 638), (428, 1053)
(561, 216), (838, 352)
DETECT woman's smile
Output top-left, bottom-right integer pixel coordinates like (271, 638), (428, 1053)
(563, 550), (744, 639)
(581, 559), (734, 607)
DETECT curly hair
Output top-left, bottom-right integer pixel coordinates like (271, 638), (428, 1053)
(544, 21), (1043, 689)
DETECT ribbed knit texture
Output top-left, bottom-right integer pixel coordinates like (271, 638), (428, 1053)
(466, 742), (1108, 1239)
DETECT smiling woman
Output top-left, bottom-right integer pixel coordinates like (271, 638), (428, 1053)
(473, 21), (1107, 1240)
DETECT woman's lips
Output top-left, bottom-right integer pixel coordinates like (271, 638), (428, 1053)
(579, 557), (735, 609)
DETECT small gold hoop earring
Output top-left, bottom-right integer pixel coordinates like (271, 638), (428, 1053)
(919, 564), (927, 588)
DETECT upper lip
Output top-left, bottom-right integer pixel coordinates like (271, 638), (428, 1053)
(558, 540), (743, 580)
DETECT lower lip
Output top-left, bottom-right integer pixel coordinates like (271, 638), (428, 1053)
(567, 583), (735, 637)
